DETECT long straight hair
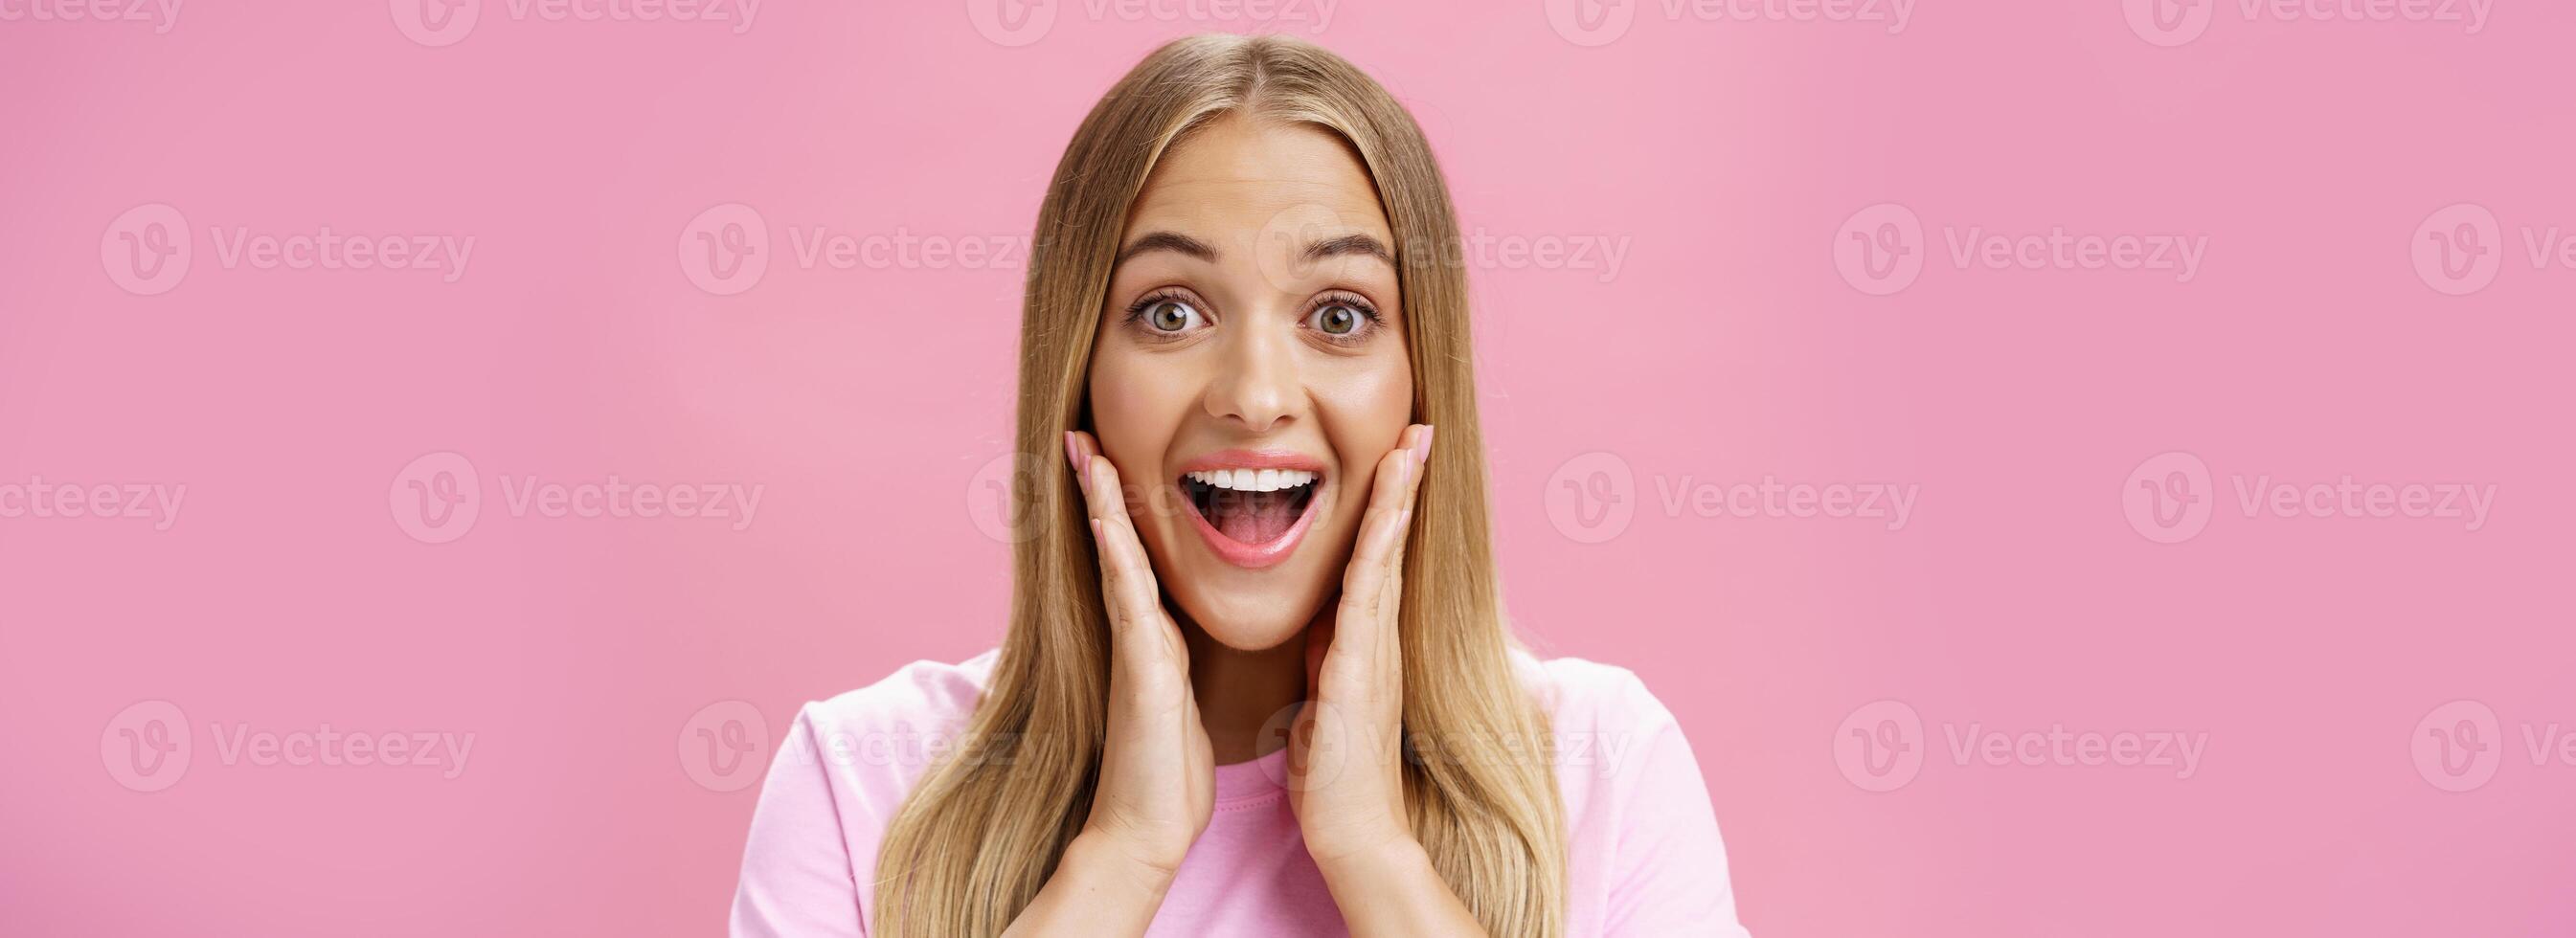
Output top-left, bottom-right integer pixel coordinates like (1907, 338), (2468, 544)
(872, 34), (1568, 937)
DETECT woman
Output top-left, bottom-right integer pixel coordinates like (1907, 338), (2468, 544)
(732, 34), (1751, 938)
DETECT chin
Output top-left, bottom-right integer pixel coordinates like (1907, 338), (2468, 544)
(1166, 570), (1332, 652)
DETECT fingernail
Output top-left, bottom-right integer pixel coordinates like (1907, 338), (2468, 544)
(1089, 517), (1102, 541)
(1064, 432), (1086, 494)
(1412, 425), (1435, 464)
(1398, 507), (1412, 528)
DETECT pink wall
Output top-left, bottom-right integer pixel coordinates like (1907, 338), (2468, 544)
(6, 1), (2570, 935)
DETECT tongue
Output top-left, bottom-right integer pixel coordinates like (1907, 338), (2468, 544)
(1209, 488), (1300, 545)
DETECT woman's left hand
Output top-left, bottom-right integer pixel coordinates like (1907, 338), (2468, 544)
(1288, 423), (1432, 869)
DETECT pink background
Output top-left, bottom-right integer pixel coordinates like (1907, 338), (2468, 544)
(5, 1), (2570, 935)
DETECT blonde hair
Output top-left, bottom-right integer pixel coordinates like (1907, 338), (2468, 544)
(872, 34), (1568, 937)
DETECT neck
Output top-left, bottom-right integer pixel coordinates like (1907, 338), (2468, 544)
(1180, 619), (1311, 765)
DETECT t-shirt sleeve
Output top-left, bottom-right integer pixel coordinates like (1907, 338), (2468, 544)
(731, 705), (867, 938)
(1599, 670), (1753, 937)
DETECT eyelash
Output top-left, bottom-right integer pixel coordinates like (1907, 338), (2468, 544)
(1120, 289), (1385, 346)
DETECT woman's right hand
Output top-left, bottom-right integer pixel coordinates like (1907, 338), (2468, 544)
(1065, 430), (1213, 882)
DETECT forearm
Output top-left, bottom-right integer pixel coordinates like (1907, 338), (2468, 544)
(1000, 833), (1174, 938)
(1318, 839), (1488, 938)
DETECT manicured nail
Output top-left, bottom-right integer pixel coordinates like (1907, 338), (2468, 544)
(1412, 425), (1435, 464)
(1089, 517), (1102, 542)
(1065, 432), (1087, 494)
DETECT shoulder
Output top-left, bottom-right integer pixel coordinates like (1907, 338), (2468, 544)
(789, 648), (1002, 771)
(1508, 647), (1680, 737)
(1505, 647), (1700, 814)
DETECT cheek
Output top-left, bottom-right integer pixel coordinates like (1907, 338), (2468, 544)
(1085, 345), (1193, 476)
(1314, 355), (1414, 493)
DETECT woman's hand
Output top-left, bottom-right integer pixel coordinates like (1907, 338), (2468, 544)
(1005, 432), (1213, 938)
(1289, 423), (1431, 868)
(1067, 430), (1215, 881)
(1287, 423), (1488, 937)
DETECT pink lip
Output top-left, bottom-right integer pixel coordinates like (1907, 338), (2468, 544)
(1177, 449), (1328, 570)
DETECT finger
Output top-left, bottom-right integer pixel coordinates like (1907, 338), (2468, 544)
(1072, 432), (1162, 636)
(1334, 427), (1426, 654)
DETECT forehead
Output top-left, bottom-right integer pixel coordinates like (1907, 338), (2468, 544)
(1123, 114), (1393, 246)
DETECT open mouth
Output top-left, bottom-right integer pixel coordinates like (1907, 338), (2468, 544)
(1178, 464), (1323, 569)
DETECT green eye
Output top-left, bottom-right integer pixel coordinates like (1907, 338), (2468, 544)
(1314, 303), (1361, 335)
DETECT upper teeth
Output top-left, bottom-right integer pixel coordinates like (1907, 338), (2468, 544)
(1186, 468), (1317, 492)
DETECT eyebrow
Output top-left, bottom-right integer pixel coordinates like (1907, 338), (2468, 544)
(1115, 231), (1216, 265)
(1112, 230), (1397, 268)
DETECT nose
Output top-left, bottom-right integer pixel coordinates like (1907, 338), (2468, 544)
(1201, 316), (1299, 433)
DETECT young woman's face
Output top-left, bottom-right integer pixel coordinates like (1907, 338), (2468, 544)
(1087, 113), (1413, 652)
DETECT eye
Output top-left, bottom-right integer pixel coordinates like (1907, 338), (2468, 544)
(1302, 293), (1381, 344)
(1125, 292), (1208, 336)
(1312, 302), (1363, 335)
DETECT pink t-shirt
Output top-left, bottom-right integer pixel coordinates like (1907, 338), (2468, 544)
(730, 649), (1751, 937)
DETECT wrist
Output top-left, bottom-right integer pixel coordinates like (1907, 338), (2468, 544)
(1066, 829), (1182, 900)
(1315, 833), (1432, 891)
